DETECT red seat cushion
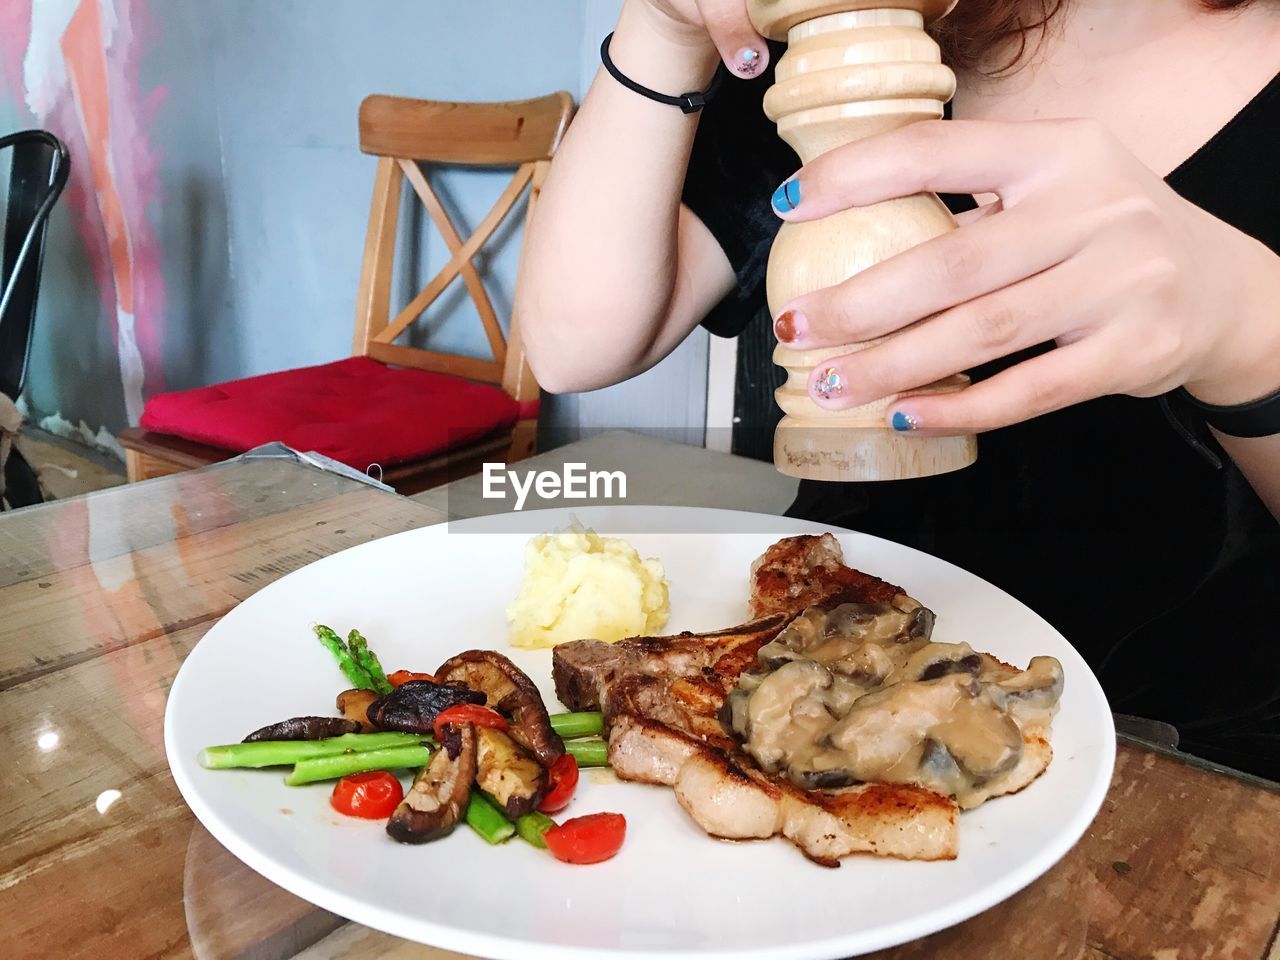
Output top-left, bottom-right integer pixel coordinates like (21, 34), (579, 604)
(140, 357), (534, 470)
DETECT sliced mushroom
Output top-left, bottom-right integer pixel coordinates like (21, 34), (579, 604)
(895, 597), (936, 642)
(242, 717), (360, 742)
(761, 608), (827, 663)
(828, 641), (896, 687)
(919, 737), (963, 789)
(386, 722), (477, 843)
(995, 656), (1064, 703)
(336, 688), (379, 732)
(825, 673), (1022, 796)
(933, 698), (1023, 783)
(755, 637), (807, 671)
(823, 601), (935, 647)
(757, 600), (934, 677)
(742, 660), (834, 774)
(365, 680), (485, 734)
(987, 656), (1065, 725)
(792, 767), (858, 789)
(474, 727), (546, 818)
(898, 642), (984, 683)
(826, 676), (963, 775)
(720, 687), (752, 740)
(435, 651), (564, 765)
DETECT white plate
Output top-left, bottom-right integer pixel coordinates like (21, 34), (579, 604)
(165, 506), (1114, 960)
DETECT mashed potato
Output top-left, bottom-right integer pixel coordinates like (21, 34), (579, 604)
(506, 526), (669, 648)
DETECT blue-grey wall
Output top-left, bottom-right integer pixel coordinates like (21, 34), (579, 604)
(2, 0), (708, 455)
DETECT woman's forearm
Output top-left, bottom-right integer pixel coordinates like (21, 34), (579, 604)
(517, 0), (733, 393)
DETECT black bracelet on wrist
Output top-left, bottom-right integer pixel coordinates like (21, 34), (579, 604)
(600, 32), (724, 114)
(1175, 384), (1280, 438)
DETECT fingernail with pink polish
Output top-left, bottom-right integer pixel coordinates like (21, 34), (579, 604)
(774, 309), (806, 344)
(734, 46), (763, 77)
(812, 366), (845, 402)
(891, 410), (921, 432)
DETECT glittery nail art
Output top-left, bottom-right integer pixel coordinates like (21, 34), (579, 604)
(736, 46), (762, 77)
(891, 411), (920, 432)
(813, 367), (844, 400)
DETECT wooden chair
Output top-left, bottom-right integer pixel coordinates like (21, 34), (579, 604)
(119, 91), (574, 494)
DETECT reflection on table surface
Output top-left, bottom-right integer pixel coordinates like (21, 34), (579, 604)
(0, 453), (1276, 960)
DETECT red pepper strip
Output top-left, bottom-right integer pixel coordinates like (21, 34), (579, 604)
(539, 754), (579, 814)
(432, 704), (508, 741)
(543, 812), (626, 864)
(387, 669), (436, 687)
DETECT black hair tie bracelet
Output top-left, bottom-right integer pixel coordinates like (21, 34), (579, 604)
(1176, 384), (1280, 438)
(600, 32), (725, 115)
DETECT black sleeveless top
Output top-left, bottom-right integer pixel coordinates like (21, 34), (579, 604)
(683, 57), (1280, 780)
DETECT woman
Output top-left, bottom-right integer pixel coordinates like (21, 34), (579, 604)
(517, 0), (1280, 778)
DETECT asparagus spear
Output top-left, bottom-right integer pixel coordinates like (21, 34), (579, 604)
(285, 744), (431, 786)
(199, 732), (425, 769)
(564, 738), (609, 768)
(315, 624), (375, 690)
(347, 628), (393, 695)
(466, 789), (516, 845)
(515, 811), (556, 849)
(548, 711), (604, 739)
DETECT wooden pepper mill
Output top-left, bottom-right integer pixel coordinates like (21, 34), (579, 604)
(746, 0), (978, 481)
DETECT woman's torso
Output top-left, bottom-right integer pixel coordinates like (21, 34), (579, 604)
(685, 3), (1280, 776)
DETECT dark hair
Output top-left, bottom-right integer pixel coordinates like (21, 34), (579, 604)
(933, 0), (1257, 75)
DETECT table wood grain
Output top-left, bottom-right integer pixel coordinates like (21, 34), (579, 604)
(0, 458), (442, 960)
(0, 453), (1275, 960)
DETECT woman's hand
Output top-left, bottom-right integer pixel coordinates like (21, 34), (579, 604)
(640, 0), (769, 77)
(770, 119), (1280, 434)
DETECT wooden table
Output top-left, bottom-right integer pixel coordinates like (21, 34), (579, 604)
(2, 447), (1276, 960)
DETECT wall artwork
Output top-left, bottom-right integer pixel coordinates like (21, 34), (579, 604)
(1, 0), (165, 425)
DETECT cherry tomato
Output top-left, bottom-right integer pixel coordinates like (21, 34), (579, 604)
(432, 704), (508, 740)
(387, 669), (436, 687)
(330, 771), (403, 820)
(539, 754), (579, 814)
(542, 812), (626, 864)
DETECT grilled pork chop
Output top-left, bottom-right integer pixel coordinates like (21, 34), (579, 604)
(554, 534), (1061, 865)
(553, 535), (964, 864)
(749, 532), (903, 618)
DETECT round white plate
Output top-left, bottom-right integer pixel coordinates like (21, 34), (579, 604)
(165, 505), (1114, 960)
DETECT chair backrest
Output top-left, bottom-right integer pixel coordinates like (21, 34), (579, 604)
(0, 130), (70, 401)
(352, 92), (574, 408)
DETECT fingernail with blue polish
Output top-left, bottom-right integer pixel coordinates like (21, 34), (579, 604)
(813, 366), (844, 401)
(891, 411), (920, 432)
(771, 178), (801, 214)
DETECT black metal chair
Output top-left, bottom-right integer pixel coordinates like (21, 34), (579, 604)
(1, 130), (70, 510)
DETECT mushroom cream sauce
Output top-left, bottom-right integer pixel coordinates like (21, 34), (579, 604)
(723, 600), (1064, 809)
